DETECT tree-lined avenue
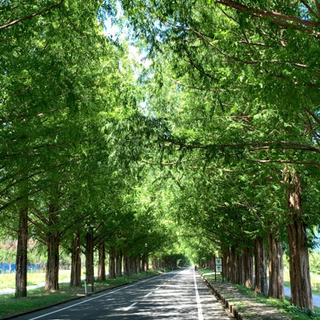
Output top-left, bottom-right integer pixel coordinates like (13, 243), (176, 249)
(11, 268), (231, 320)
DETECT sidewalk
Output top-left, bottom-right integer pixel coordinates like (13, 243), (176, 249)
(202, 275), (291, 320)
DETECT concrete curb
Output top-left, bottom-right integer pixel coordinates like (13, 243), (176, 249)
(200, 273), (244, 320)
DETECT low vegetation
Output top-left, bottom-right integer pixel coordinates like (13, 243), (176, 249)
(201, 268), (320, 320)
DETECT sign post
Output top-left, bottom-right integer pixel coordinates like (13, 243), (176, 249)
(215, 258), (222, 282)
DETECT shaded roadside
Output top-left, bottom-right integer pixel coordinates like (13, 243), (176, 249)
(200, 270), (320, 320)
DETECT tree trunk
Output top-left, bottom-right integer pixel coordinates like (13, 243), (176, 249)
(70, 232), (82, 287)
(129, 257), (135, 274)
(45, 231), (59, 290)
(15, 196), (28, 298)
(236, 252), (244, 285)
(136, 256), (141, 273)
(85, 231), (94, 285)
(243, 247), (253, 289)
(268, 233), (284, 299)
(123, 252), (129, 276)
(254, 237), (268, 295)
(98, 242), (106, 281)
(287, 220), (313, 309)
(116, 250), (122, 277)
(285, 168), (313, 310)
(109, 246), (116, 279)
(45, 204), (59, 291)
(230, 247), (236, 282)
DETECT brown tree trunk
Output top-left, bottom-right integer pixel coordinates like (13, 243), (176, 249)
(287, 220), (313, 309)
(268, 233), (284, 299)
(45, 231), (59, 290)
(285, 168), (313, 310)
(15, 196), (28, 298)
(129, 257), (136, 274)
(98, 242), (106, 281)
(243, 247), (253, 289)
(109, 246), (116, 279)
(136, 256), (141, 273)
(230, 247), (236, 282)
(123, 252), (129, 276)
(254, 237), (268, 295)
(85, 231), (94, 285)
(116, 250), (122, 277)
(70, 232), (82, 287)
(145, 253), (149, 271)
(236, 252), (244, 285)
(45, 204), (59, 291)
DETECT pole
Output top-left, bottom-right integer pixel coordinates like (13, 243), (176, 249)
(91, 226), (94, 292)
(145, 243), (148, 276)
(84, 280), (87, 297)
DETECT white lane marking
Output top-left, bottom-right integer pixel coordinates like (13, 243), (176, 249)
(144, 291), (153, 297)
(155, 286), (161, 290)
(193, 268), (204, 320)
(28, 275), (161, 320)
(124, 301), (138, 311)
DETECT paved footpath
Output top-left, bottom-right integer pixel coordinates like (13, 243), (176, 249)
(11, 268), (232, 320)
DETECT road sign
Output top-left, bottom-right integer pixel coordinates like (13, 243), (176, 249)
(216, 265), (222, 273)
(215, 258), (222, 265)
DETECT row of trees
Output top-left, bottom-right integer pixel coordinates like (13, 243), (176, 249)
(0, 0), (182, 297)
(106, 0), (320, 311)
(1, 0), (320, 313)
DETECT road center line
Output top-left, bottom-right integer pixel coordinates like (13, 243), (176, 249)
(124, 301), (138, 311)
(193, 268), (204, 320)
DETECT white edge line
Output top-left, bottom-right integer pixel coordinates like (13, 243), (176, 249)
(193, 268), (204, 320)
(29, 276), (159, 320)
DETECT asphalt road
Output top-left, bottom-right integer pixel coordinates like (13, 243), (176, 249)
(12, 268), (231, 320)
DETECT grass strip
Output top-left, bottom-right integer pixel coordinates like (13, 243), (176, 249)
(200, 268), (320, 320)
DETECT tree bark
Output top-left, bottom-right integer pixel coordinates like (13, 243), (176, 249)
(45, 232), (59, 290)
(98, 242), (106, 281)
(268, 232), (284, 299)
(123, 252), (129, 276)
(70, 232), (82, 287)
(109, 246), (116, 279)
(45, 204), (59, 291)
(243, 247), (253, 289)
(15, 195), (28, 297)
(285, 168), (313, 310)
(254, 237), (268, 295)
(116, 250), (122, 277)
(136, 256), (141, 273)
(85, 231), (94, 284)
(236, 252), (244, 285)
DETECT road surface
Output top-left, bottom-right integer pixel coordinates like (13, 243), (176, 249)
(12, 268), (231, 320)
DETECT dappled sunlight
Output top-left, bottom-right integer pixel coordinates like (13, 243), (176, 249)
(11, 268), (231, 320)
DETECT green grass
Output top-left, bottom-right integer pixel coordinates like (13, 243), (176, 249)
(0, 270), (161, 319)
(0, 270), (76, 290)
(200, 268), (320, 320)
(233, 283), (320, 320)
